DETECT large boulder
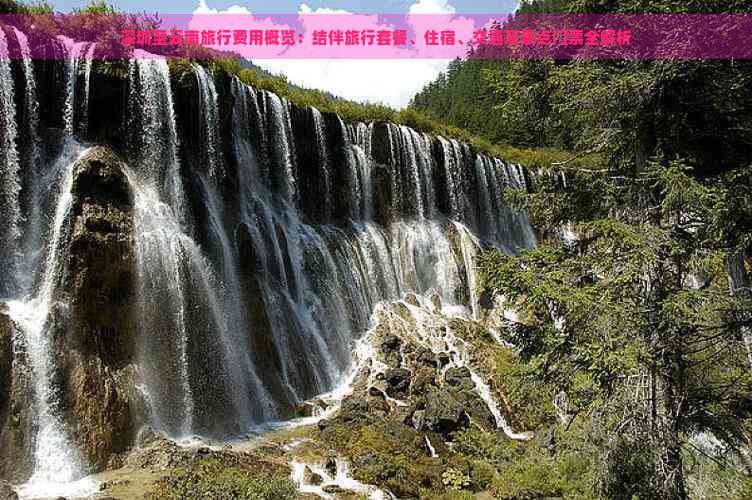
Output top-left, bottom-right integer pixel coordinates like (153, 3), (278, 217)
(67, 146), (134, 363)
(384, 368), (411, 397)
(444, 366), (474, 391)
(422, 388), (470, 437)
(61, 146), (143, 472)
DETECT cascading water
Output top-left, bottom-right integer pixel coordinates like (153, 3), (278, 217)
(0, 28), (22, 297)
(198, 175), (275, 423)
(58, 38), (93, 135)
(0, 39), (538, 492)
(310, 107), (333, 219)
(79, 44), (96, 136)
(437, 136), (461, 220)
(193, 63), (222, 178)
(128, 58), (271, 437)
(220, 74), (535, 429)
(266, 92), (297, 203)
(473, 155), (537, 252)
(0, 29), (105, 497)
(127, 55), (186, 220)
(7, 142), (98, 498)
(14, 27), (43, 292)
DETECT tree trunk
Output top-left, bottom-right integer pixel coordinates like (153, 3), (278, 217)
(726, 252), (752, 370)
(656, 365), (687, 500)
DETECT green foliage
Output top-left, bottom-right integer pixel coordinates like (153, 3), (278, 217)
(72, 0), (118, 14)
(1, 0), (51, 13)
(494, 348), (557, 429)
(0, 0), (51, 13)
(442, 467), (471, 490)
(25, 1), (52, 13)
(477, 149), (752, 497)
(150, 459), (298, 500)
(431, 491), (476, 500)
(413, 0), (752, 174)
(452, 424), (597, 499)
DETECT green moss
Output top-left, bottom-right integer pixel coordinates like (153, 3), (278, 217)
(317, 421), (445, 498)
(149, 458), (298, 500)
(490, 143), (605, 170)
(447, 318), (556, 430)
(431, 490), (476, 500)
(91, 59), (128, 79)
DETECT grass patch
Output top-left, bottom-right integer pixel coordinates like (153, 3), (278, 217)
(149, 458), (298, 500)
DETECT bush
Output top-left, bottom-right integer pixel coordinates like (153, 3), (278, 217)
(451, 424), (597, 500)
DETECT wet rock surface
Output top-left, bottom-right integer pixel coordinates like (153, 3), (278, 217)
(0, 480), (17, 500)
(331, 297), (499, 436)
(61, 146), (142, 472)
(67, 146), (135, 362)
(0, 309), (34, 482)
(311, 297), (530, 497)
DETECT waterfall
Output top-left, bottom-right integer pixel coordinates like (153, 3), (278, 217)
(397, 125), (425, 218)
(0, 28), (22, 297)
(0, 42), (538, 479)
(128, 56), (186, 221)
(266, 92), (297, 203)
(13, 28), (40, 163)
(131, 175), (232, 437)
(128, 58), (272, 436)
(387, 124), (436, 219)
(231, 78), (267, 189)
(59, 37), (93, 135)
(474, 155), (495, 239)
(193, 64), (222, 178)
(353, 122), (374, 158)
(437, 136), (461, 220)
(7, 143), (98, 498)
(311, 107), (333, 220)
(80, 44), (96, 136)
(452, 222), (482, 319)
(199, 175), (275, 423)
(498, 160), (537, 251)
(14, 27), (43, 293)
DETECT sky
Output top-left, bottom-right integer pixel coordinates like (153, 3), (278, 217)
(54, 0), (519, 107)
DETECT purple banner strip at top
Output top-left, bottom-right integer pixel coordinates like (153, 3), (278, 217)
(0, 14), (751, 59)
